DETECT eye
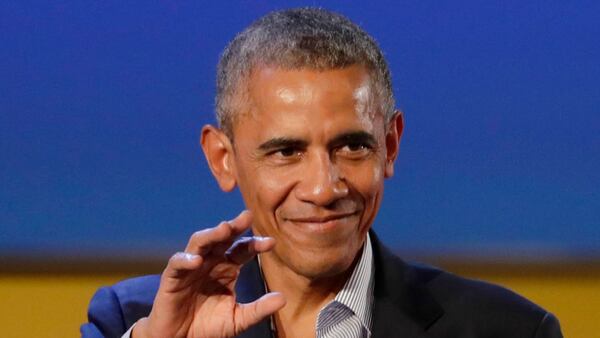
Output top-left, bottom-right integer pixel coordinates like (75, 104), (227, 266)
(337, 142), (372, 159)
(268, 147), (303, 162)
(277, 147), (299, 157)
(345, 143), (368, 151)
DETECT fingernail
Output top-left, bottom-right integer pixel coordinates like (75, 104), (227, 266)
(183, 253), (199, 261)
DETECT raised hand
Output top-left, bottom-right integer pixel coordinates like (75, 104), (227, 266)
(132, 210), (286, 338)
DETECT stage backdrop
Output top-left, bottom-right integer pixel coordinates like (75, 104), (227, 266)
(1, 0), (599, 263)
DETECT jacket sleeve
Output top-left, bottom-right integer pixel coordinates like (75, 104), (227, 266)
(80, 286), (128, 338)
(533, 312), (563, 338)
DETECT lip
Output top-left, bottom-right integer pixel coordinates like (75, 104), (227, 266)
(285, 212), (358, 233)
(286, 211), (357, 223)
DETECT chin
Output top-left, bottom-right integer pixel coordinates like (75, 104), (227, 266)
(286, 246), (357, 280)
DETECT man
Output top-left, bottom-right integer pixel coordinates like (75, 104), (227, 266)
(82, 8), (563, 338)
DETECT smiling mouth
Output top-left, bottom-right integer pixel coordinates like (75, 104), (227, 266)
(286, 211), (358, 224)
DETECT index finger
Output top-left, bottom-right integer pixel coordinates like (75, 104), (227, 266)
(184, 210), (253, 255)
(227, 209), (254, 235)
(225, 236), (275, 266)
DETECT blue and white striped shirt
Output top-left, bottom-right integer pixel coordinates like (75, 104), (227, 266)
(123, 235), (375, 338)
(314, 233), (374, 338)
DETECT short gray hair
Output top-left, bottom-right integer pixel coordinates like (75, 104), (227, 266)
(216, 7), (395, 139)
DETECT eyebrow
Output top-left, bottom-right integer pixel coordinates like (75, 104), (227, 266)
(257, 137), (309, 153)
(257, 131), (377, 153)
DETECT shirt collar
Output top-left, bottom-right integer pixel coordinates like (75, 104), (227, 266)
(258, 233), (375, 334)
(330, 232), (375, 332)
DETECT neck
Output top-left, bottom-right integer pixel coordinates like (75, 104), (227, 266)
(262, 252), (353, 311)
(258, 251), (359, 338)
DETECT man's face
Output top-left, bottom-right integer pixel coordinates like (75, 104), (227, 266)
(229, 64), (400, 279)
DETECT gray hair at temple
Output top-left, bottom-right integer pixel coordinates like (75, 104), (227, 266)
(215, 7), (396, 139)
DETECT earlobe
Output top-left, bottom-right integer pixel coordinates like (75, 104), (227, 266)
(200, 125), (237, 192)
(384, 110), (404, 178)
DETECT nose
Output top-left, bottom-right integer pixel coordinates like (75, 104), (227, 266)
(294, 151), (349, 206)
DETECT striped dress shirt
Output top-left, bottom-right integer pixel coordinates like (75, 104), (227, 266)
(123, 235), (375, 338)
(314, 233), (375, 338)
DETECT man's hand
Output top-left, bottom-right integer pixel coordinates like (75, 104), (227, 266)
(132, 210), (286, 338)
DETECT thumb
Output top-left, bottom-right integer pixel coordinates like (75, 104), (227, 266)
(234, 292), (286, 333)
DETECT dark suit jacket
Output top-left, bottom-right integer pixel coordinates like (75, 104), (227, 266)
(81, 232), (563, 337)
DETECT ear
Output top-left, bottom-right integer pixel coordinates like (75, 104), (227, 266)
(384, 110), (404, 178)
(200, 125), (237, 192)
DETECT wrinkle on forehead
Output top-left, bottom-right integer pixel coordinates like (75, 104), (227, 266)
(276, 88), (296, 104)
(353, 78), (377, 130)
(276, 85), (314, 104)
(238, 65), (381, 136)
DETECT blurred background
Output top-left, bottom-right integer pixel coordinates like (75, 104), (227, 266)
(1, 0), (598, 337)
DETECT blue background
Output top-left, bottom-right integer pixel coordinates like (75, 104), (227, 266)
(1, 1), (599, 261)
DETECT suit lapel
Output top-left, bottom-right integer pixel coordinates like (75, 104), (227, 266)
(370, 231), (444, 337)
(233, 231), (444, 338)
(235, 256), (273, 338)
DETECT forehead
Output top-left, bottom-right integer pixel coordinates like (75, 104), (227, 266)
(232, 65), (382, 139)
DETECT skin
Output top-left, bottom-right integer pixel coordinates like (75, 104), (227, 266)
(133, 64), (403, 338)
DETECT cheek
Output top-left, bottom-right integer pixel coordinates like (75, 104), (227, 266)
(249, 170), (301, 238)
(370, 164), (384, 187)
(248, 169), (297, 215)
(364, 166), (384, 214)
(350, 163), (384, 235)
(344, 161), (384, 198)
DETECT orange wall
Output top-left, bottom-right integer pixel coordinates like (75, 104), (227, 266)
(0, 272), (597, 338)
